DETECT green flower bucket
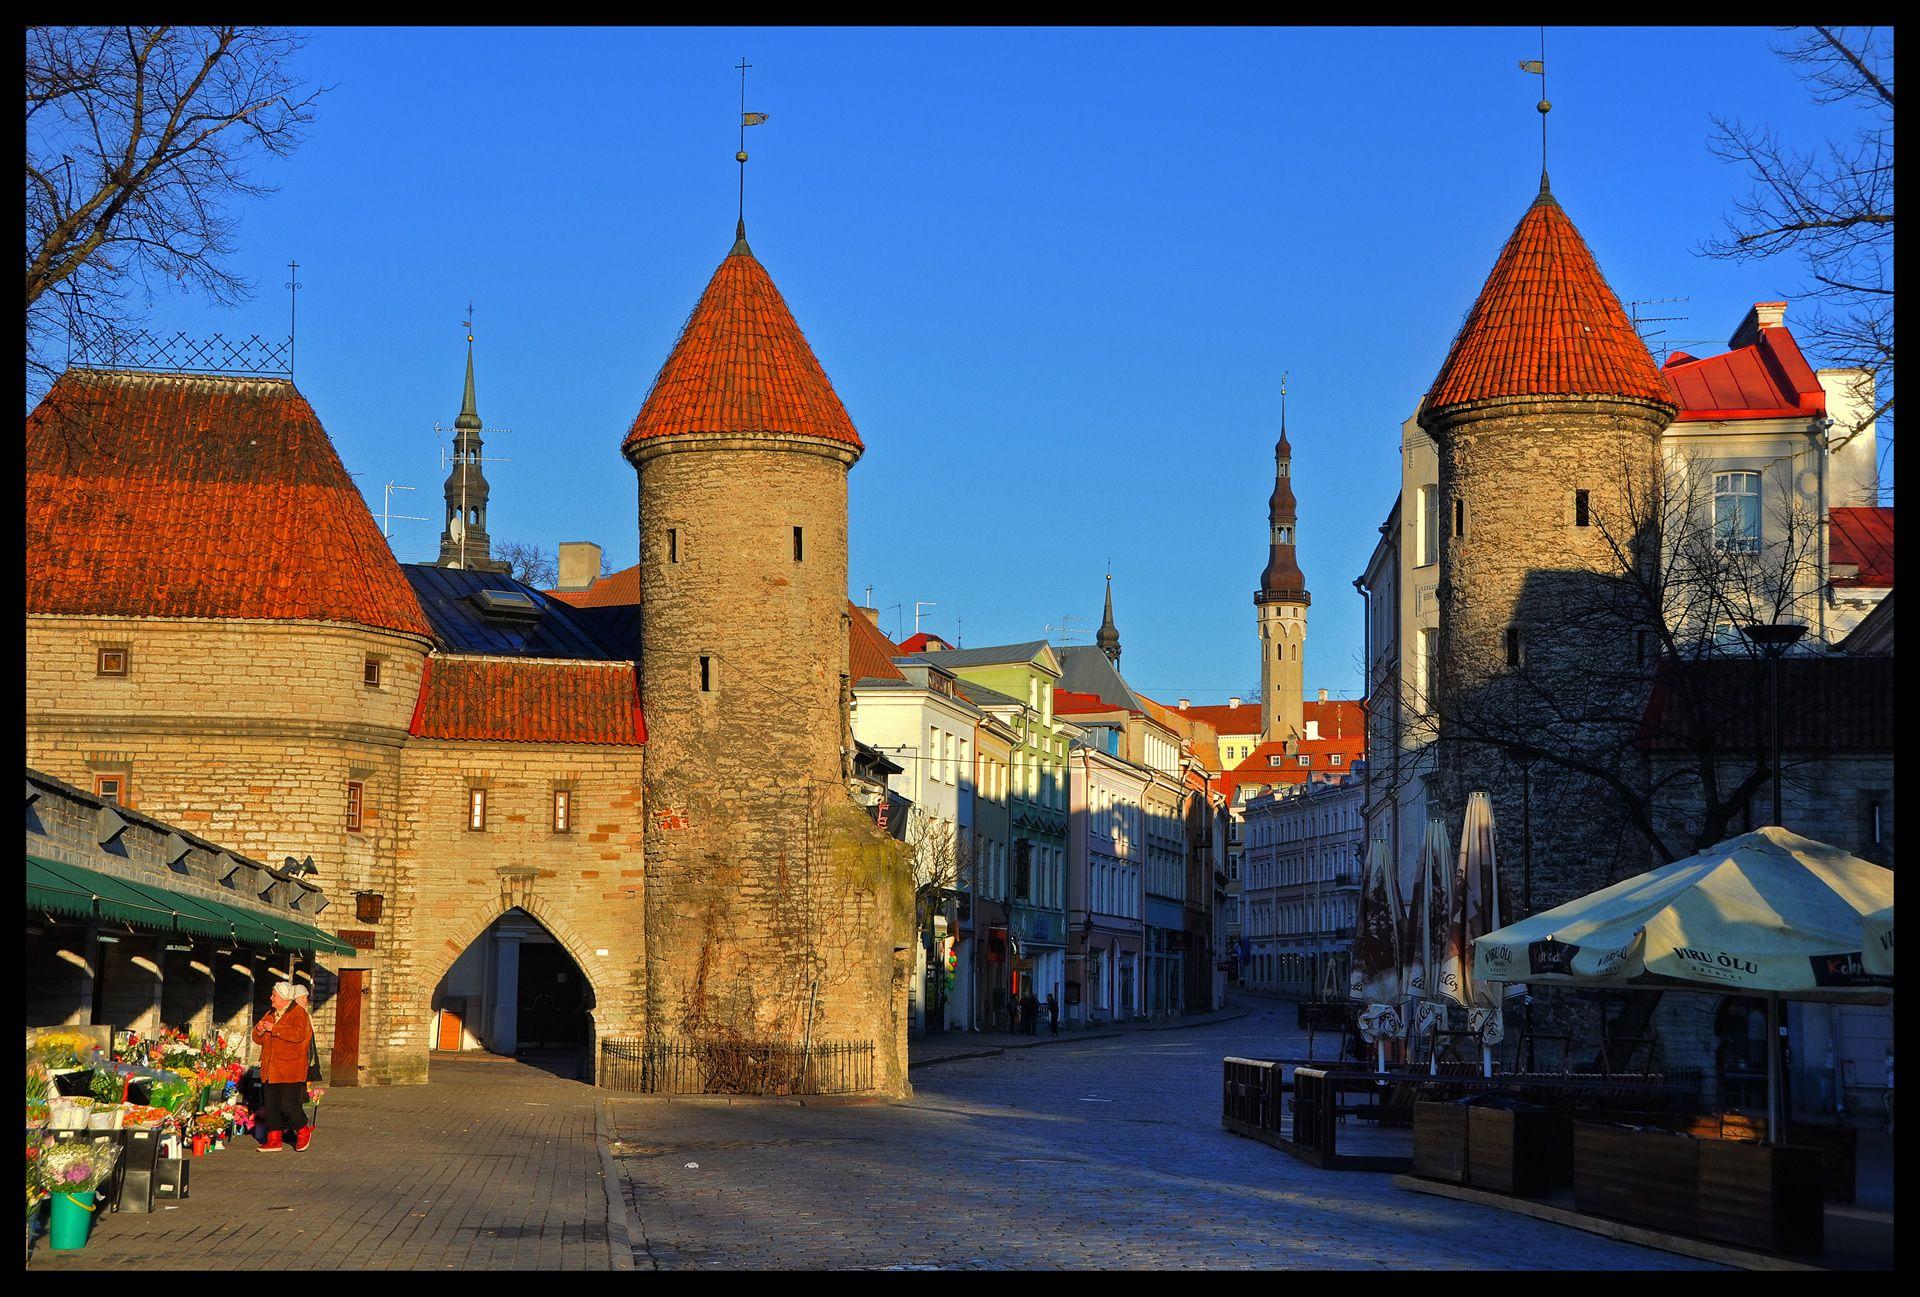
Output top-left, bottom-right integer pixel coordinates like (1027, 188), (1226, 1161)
(48, 1190), (97, 1250)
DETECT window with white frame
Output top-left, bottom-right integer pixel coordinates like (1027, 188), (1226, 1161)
(1417, 484), (1439, 567)
(1713, 471), (1762, 553)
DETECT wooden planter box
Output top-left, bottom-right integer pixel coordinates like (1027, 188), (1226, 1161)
(1467, 1106), (1564, 1197)
(1412, 1101), (1469, 1184)
(1682, 1113), (1857, 1204)
(1695, 1139), (1825, 1255)
(1574, 1123), (1699, 1236)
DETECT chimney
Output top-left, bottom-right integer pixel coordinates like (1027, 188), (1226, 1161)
(1318, 688), (1328, 703)
(1177, 698), (1190, 710)
(556, 541), (602, 591)
(1228, 696), (1242, 708)
(857, 605), (881, 626)
(1729, 301), (1788, 350)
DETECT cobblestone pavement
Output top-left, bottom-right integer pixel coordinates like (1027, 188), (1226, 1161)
(611, 999), (1717, 1270)
(908, 1004), (1250, 1069)
(30, 1056), (615, 1271)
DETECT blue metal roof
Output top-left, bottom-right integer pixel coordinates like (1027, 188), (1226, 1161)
(400, 564), (631, 660)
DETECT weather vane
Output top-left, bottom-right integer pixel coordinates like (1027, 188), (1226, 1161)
(736, 57), (769, 233)
(463, 300), (474, 344)
(1520, 27), (1550, 192)
(1280, 370), (1289, 431)
(284, 258), (302, 376)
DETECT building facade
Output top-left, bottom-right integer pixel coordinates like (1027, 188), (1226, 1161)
(1238, 772), (1366, 998)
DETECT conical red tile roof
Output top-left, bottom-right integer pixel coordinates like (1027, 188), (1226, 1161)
(26, 369), (433, 639)
(1426, 193), (1675, 412)
(624, 235), (862, 454)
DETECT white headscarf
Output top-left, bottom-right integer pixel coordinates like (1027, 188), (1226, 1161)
(272, 980), (299, 1002)
(292, 984), (311, 1002)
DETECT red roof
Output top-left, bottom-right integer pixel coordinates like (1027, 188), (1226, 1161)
(1426, 193), (1674, 413)
(897, 631), (953, 653)
(1175, 702), (1263, 735)
(849, 604), (908, 682)
(1661, 308), (1825, 421)
(1053, 689), (1120, 716)
(623, 236), (862, 454)
(1830, 507), (1894, 587)
(409, 657), (645, 744)
(26, 369), (433, 640)
(548, 564), (641, 608)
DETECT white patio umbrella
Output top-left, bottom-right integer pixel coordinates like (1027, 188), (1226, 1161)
(1402, 817), (1455, 1071)
(1472, 825), (1892, 1141)
(1349, 837), (1404, 1071)
(1456, 791), (1525, 1075)
(1863, 904), (1893, 978)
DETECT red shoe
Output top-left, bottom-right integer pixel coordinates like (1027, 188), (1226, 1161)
(294, 1126), (314, 1152)
(259, 1131), (284, 1151)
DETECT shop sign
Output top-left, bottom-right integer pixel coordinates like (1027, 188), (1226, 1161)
(336, 929), (377, 951)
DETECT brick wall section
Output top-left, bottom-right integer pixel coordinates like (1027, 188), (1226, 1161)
(633, 437), (909, 1095)
(392, 739), (646, 1082)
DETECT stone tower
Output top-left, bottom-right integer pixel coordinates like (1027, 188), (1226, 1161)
(1419, 178), (1677, 916)
(623, 220), (905, 1093)
(1096, 573), (1121, 664)
(436, 336), (505, 571)
(1257, 422), (1308, 743)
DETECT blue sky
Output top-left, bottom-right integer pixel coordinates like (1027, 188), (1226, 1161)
(124, 26), (1869, 705)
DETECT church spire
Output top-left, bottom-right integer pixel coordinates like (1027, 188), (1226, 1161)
(437, 314), (501, 571)
(1096, 570), (1121, 664)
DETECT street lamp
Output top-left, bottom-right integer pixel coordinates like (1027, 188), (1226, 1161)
(1739, 622), (1807, 828)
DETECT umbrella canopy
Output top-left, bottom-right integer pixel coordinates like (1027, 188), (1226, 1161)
(1863, 904), (1893, 978)
(1472, 826), (1892, 1002)
(1456, 792), (1524, 1044)
(1404, 817), (1457, 1036)
(1350, 838), (1403, 1042)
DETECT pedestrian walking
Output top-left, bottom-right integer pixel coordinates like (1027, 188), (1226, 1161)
(251, 980), (315, 1152)
(1024, 989), (1040, 1036)
(1007, 990), (1022, 1035)
(1046, 989), (1060, 1036)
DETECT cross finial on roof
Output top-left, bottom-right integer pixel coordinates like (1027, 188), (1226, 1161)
(733, 57), (769, 252)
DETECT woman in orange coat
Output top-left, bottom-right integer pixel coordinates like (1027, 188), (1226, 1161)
(252, 981), (315, 1151)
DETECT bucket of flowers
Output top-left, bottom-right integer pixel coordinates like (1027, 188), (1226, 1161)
(25, 1062), (53, 1133)
(38, 1142), (118, 1251)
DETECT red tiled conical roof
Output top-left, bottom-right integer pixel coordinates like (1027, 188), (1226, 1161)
(1426, 193), (1675, 413)
(26, 370), (433, 639)
(623, 233), (862, 454)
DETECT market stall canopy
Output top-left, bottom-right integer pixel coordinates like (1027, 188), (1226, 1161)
(1863, 904), (1892, 978)
(26, 854), (356, 955)
(1472, 826), (1892, 1003)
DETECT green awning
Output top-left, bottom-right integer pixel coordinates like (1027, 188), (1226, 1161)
(25, 854), (354, 955)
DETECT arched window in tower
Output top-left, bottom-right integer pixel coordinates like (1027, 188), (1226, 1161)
(468, 508), (480, 526)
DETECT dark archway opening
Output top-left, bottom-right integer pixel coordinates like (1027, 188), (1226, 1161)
(430, 908), (595, 1081)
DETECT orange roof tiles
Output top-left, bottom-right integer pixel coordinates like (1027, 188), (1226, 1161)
(26, 369), (433, 639)
(1426, 193), (1675, 413)
(848, 602), (908, 682)
(408, 656), (645, 744)
(623, 239), (863, 454)
(548, 563), (642, 608)
(1053, 689), (1121, 716)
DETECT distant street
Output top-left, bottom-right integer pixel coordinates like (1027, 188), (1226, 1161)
(608, 997), (1713, 1270)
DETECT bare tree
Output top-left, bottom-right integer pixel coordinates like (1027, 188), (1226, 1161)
(903, 812), (976, 1017)
(1700, 26), (1892, 471)
(1391, 449), (1829, 870)
(25, 26), (323, 394)
(494, 540), (557, 589)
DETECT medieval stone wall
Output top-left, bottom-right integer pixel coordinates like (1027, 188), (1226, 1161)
(392, 738), (646, 1084)
(633, 437), (909, 1095)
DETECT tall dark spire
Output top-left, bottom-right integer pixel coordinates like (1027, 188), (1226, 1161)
(437, 318), (501, 571)
(1097, 571), (1121, 664)
(1257, 416), (1308, 606)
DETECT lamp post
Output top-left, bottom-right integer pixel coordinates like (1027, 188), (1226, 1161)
(1739, 622), (1807, 828)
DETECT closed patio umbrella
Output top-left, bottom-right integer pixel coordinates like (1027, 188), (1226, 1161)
(1456, 791), (1524, 1074)
(1403, 817), (1456, 1069)
(1863, 904), (1893, 977)
(1349, 837), (1403, 1070)
(1472, 825), (1892, 1141)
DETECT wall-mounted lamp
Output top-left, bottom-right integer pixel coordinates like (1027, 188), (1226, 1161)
(355, 892), (384, 924)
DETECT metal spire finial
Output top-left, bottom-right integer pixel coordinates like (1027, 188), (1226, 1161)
(456, 301), (480, 431)
(732, 58), (769, 251)
(284, 259), (302, 377)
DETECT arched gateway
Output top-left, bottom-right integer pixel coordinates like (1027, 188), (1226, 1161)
(428, 905), (603, 1077)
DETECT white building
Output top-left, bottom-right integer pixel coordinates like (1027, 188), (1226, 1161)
(1066, 740), (1148, 1025)
(1239, 771), (1367, 997)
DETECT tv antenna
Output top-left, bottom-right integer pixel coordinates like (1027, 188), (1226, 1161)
(1628, 297), (1715, 364)
(381, 482), (429, 540)
(1045, 613), (1087, 644)
(914, 601), (938, 634)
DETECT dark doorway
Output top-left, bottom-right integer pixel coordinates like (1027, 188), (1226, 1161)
(516, 941), (588, 1049)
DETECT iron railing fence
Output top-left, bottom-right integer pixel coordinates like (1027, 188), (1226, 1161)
(598, 1037), (874, 1096)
